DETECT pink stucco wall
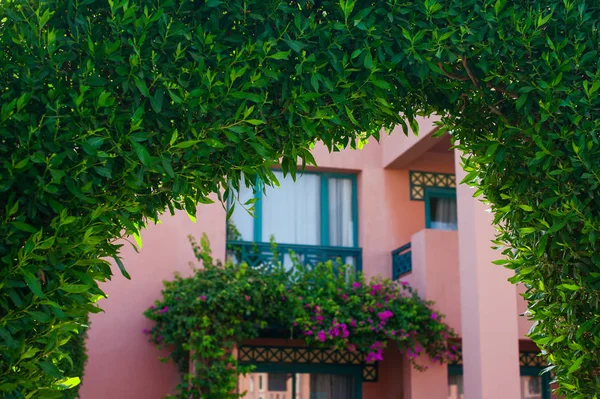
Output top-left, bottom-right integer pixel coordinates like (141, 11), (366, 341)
(379, 116), (441, 168)
(80, 202), (226, 399)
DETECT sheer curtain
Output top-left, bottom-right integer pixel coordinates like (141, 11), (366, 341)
(328, 178), (354, 247)
(309, 374), (354, 399)
(431, 197), (458, 231)
(262, 171), (320, 245)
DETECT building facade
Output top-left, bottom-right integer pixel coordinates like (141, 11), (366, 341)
(80, 118), (555, 399)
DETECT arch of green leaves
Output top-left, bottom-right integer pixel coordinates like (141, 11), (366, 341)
(1, 0), (599, 397)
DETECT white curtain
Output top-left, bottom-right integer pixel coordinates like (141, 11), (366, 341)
(328, 178), (354, 247)
(262, 171), (320, 245)
(431, 197), (458, 231)
(229, 179), (255, 241)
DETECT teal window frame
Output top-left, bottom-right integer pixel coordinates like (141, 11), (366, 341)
(250, 363), (363, 399)
(447, 365), (550, 399)
(423, 187), (457, 229)
(236, 171), (359, 248)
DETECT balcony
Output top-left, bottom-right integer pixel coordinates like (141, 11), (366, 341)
(391, 229), (461, 333)
(391, 243), (412, 280)
(226, 240), (363, 272)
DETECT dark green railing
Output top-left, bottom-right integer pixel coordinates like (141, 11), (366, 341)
(392, 243), (412, 280)
(226, 240), (362, 272)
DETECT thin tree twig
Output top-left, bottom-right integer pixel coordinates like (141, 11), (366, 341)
(437, 62), (469, 81)
(462, 56), (480, 88)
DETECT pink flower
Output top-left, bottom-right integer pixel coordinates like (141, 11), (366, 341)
(350, 319), (357, 327)
(317, 330), (327, 342)
(377, 310), (394, 321)
(431, 312), (438, 320)
(245, 295), (251, 301)
(159, 306), (169, 314)
(304, 330), (313, 336)
(198, 295), (207, 301)
(347, 344), (356, 352)
(371, 284), (383, 294)
(352, 282), (361, 289)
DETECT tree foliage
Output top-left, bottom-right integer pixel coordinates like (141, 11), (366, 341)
(0, 0), (599, 397)
(143, 235), (455, 398)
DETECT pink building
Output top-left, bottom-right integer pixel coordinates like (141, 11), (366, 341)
(81, 118), (555, 399)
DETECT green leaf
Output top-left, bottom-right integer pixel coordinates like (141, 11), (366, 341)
(27, 311), (51, 323)
(113, 256), (131, 280)
(12, 221), (38, 233)
(23, 272), (44, 298)
(283, 39), (306, 52)
(518, 205), (534, 212)
(39, 361), (62, 379)
(60, 285), (90, 294)
(519, 227), (536, 234)
(363, 51), (373, 69)
(131, 141), (152, 166)
(269, 51), (290, 60)
(173, 140), (200, 149)
(568, 356), (585, 374)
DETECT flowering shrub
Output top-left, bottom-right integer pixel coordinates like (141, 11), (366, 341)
(144, 235), (456, 398)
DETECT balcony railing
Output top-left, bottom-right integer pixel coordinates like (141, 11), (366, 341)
(226, 240), (362, 272)
(392, 243), (412, 280)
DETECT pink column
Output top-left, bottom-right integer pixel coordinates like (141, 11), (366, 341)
(454, 150), (521, 398)
(399, 230), (457, 399)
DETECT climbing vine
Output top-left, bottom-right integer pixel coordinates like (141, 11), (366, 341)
(143, 235), (456, 398)
(1, 0), (599, 397)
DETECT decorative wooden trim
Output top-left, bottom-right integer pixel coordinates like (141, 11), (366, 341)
(238, 345), (378, 382)
(410, 171), (456, 200)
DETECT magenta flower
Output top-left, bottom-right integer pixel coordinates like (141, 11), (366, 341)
(347, 344), (356, 352)
(350, 319), (357, 327)
(198, 295), (207, 301)
(159, 306), (169, 314)
(431, 312), (438, 320)
(371, 284), (383, 294)
(142, 328), (151, 334)
(304, 330), (313, 336)
(317, 330), (327, 342)
(150, 305), (156, 309)
(244, 295), (251, 301)
(377, 310), (394, 321)
(352, 282), (361, 289)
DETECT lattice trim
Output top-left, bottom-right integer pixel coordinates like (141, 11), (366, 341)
(520, 352), (547, 367)
(238, 345), (378, 382)
(409, 171), (456, 200)
(450, 349), (547, 368)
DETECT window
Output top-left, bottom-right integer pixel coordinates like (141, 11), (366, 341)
(268, 373), (289, 391)
(447, 374), (464, 399)
(229, 171), (358, 247)
(243, 371), (358, 399)
(520, 375), (543, 399)
(259, 375), (264, 391)
(424, 187), (458, 230)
